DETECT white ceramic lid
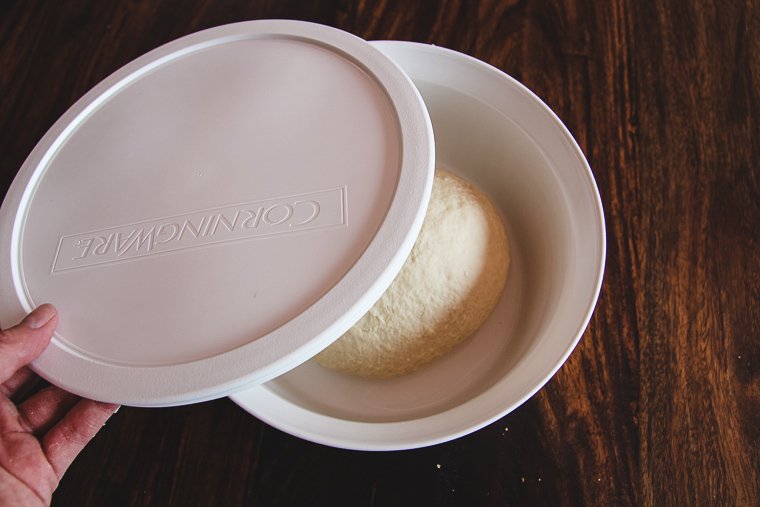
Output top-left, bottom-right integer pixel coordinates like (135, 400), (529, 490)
(0, 21), (434, 406)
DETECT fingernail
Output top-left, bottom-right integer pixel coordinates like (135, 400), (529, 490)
(23, 304), (57, 329)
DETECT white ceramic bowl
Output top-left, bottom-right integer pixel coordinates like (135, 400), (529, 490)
(231, 41), (605, 450)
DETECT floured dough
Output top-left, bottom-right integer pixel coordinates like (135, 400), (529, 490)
(315, 169), (510, 378)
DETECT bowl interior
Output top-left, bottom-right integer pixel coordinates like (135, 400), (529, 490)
(231, 42), (604, 449)
(264, 83), (570, 421)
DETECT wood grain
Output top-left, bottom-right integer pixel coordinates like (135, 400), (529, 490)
(1, 1), (758, 505)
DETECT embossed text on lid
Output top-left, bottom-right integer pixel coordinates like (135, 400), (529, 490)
(52, 187), (347, 272)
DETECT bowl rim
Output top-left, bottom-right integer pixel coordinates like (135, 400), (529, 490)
(231, 40), (606, 451)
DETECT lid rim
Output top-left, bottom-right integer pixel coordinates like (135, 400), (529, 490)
(0, 20), (434, 406)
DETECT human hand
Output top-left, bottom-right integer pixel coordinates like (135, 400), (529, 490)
(0, 304), (119, 506)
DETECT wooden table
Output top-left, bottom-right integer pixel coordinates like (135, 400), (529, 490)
(2, 1), (758, 505)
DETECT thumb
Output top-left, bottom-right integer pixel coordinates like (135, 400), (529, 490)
(0, 304), (57, 383)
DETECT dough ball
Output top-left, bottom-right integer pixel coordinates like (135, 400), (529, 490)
(315, 169), (510, 378)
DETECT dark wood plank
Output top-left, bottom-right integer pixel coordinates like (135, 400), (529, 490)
(0, 1), (757, 506)
(631, 2), (760, 504)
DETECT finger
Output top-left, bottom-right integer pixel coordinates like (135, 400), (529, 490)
(42, 399), (119, 478)
(0, 395), (27, 433)
(0, 304), (57, 383)
(18, 385), (80, 435)
(0, 366), (41, 400)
